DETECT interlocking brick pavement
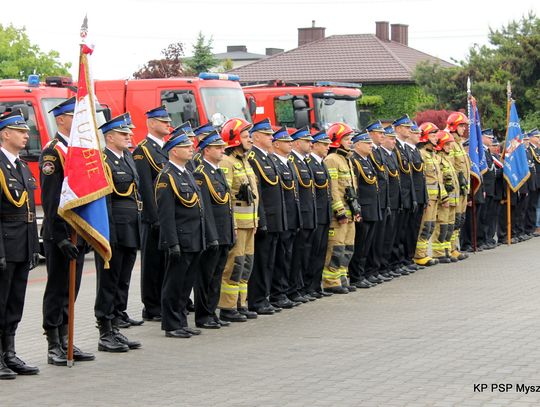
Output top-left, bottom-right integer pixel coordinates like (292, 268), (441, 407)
(2, 239), (540, 406)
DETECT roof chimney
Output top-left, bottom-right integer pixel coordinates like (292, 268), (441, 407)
(266, 48), (284, 56)
(375, 21), (389, 42)
(298, 20), (326, 47)
(227, 45), (247, 53)
(391, 24), (408, 46)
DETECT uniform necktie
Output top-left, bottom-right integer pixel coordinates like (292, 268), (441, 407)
(14, 158), (24, 182)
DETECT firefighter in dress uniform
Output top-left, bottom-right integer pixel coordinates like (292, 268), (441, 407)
(132, 105), (172, 321)
(0, 110), (40, 379)
(94, 113), (142, 352)
(40, 97), (95, 366)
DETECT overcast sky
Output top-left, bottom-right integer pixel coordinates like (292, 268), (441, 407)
(2, 0), (538, 80)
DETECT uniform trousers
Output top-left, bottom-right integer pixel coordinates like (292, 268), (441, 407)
(248, 231), (279, 310)
(0, 262), (30, 335)
(218, 228), (255, 310)
(42, 241), (84, 330)
(140, 223), (166, 317)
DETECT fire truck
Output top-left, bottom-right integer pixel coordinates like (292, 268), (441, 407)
(243, 81), (362, 130)
(0, 72), (251, 204)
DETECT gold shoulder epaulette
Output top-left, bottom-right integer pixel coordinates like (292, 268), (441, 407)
(194, 164), (205, 173)
(247, 151), (256, 160)
(288, 155), (294, 162)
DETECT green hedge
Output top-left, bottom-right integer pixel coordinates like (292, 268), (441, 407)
(358, 84), (434, 120)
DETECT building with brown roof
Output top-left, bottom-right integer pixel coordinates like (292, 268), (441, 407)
(230, 21), (453, 85)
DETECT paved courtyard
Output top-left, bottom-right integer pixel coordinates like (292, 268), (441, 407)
(3, 239), (540, 406)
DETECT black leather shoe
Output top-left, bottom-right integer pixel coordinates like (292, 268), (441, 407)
(98, 333), (129, 353)
(376, 273), (392, 282)
(389, 271), (402, 278)
(381, 272), (393, 279)
(221, 309), (248, 322)
(396, 267), (410, 275)
(237, 308), (257, 319)
(113, 331), (142, 349)
(289, 295), (308, 304)
(353, 280), (372, 288)
(366, 275), (381, 284)
(47, 345), (67, 366)
(268, 304), (282, 313)
(308, 291), (323, 299)
(142, 310), (162, 322)
(404, 266), (416, 273)
(319, 290), (333, 297)
(344, 285), (357, 292)
(3, 354), (39, 375)
(165, 329), (192, 338)
(215, 318), (231, 327)
(271, 299), (295, 309)
(115, 319), (132, 329)
(251, 306), (275, 315)
(0, 361), (16, 380)
(196, 321), (221, 329)
(323, 286), (349, 294)
(183, 327), (202, 336)
(69, 346), (95, 361)
(303, 294), (317, 301)
(122, 314), (144, 326)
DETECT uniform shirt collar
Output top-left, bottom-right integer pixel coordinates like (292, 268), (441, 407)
(203, 158), (219, 170)
(292, 149), (306, 160)
(405, 141), (417, 150)
(252, 145), (268, 156)
(57, 132), (69, 144)
(311, 153), (323, 164)
(106, 147), (124, 159)
(170, 161), (186, 173)
(0, 147), (18, 166)
(274, 153), (289, 165)
(381, 146), (393, 155)
(147, 133), (164, 148)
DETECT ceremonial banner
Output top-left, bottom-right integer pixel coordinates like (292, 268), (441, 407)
(503, 100), (530, 192)
(58, 30), (112, 263)
(467, 96), (487, 195)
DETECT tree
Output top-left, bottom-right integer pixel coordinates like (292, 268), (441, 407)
(0, 24), (71, 79)
(133, 42), (186, 79)
(184, 32), (218, 75)
(414, 12), (540, 133)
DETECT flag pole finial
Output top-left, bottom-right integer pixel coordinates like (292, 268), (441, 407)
(80, 15), (88, 40)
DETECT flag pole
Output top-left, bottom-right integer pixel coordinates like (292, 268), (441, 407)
(467, 77), (478, 252)
(506, 81), (512, 245)
(67, 230), (77, 367)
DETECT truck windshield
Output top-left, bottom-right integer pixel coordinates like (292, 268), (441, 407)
(200, 87), (251, 123)
(314, 97), (359, 129)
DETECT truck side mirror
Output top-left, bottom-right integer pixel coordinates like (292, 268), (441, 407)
(248, 97), (257, 116)
(294, 109), (310, 129)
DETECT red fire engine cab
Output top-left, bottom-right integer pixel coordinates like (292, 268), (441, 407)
(243, 81), (362, 130)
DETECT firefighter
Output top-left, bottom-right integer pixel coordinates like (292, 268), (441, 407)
(288, 127), (317, 302)
(527, 129), (540, 234)
(322, 123), (361, 294)
(379, 126), (404, 278)
(304, 130), (333, 297)
(414, 122), (447, 266)
(217, 118), (259, 322)
(94, 114), (142, 353)
(392, 115), (419, 274)
(445, 112), (470, 260)
(0, 110), (40, 378)
(41, 97), (95, 366)
(432, 131), (459, 263)
(155, 131), (206, 338)
(193, 131), (234, 329)
(348, 132), (384, 287)
(247, 119), (286, 315)
(188, 122), (215, 172)
(270, 127), (302, 309)
(366, 121), (392, 282)
(133, 105), (172, 322)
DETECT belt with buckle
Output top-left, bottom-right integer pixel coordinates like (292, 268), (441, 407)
(0, 212), (35, 223)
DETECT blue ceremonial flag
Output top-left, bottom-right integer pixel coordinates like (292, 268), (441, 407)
(503, 100), (530, 192)
(467, 97), (487, 194)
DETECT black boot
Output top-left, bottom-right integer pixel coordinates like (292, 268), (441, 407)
(46, 328), (67, 366)
(2, 335), (39, 375)
(98, 320), (129, 353)
(0, 333), (16, 380)
(59, 325), (95, 362)
(112, 318), (141, 350)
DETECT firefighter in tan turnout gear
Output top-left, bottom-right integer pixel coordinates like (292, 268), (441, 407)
(414, 122), (448, 266)
(322, 123), (361, 294)
(218, 118), (259, 322)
